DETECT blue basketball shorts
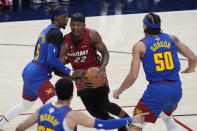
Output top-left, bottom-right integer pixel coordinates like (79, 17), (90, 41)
(22, 62), (55, 104)
(133, 81), (182, 123)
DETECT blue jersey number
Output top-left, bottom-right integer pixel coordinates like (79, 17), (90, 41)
(34, 43), (41, 60)
(154, 51), (174, 71)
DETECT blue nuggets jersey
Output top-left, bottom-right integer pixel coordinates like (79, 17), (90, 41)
(32, 24), (57, 70)
(38, 103), (72, 131)
(141, 33), (180, 82)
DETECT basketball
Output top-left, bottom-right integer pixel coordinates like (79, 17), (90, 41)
(85, 67), (105, 88)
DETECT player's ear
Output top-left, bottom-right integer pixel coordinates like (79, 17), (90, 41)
(143, 23), (147, 30)
(54, 16), (58, 22)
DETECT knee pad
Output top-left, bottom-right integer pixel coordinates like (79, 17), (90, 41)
(160, 112), (179, 131)
(160, 111), (171, 120)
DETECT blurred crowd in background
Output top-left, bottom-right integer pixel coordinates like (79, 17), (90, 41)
(1, 0), (197, 22)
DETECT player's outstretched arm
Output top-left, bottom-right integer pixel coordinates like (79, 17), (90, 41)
(132, 112), (149, 123)
(66, 111), (95, 129)
(67, 111), (148, 130)
(170, 35), (197, 73)
(15, 109), (40, 131)
(67, 110), (131, 130)
(113, 41), (145, 99)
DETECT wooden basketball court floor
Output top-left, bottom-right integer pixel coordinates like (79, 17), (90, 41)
(0, 10), (197, 131)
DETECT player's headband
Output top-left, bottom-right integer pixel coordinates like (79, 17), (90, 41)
(143, 18), (160, 28)
(49, 8), (67, 19)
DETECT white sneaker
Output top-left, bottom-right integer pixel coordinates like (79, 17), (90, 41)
(0, 117), (3, 130)
(0, 116), (7, 129)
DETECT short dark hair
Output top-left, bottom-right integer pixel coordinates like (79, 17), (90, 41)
(49, 5), (65, 22)
(71, 12), (85, 23)
(55, 78), (74, 100)
(144, 13), (162, 35)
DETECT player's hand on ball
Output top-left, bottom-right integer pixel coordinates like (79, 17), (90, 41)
(79, 75), (93, 88)
(85, 67), (105, 88)
(71, 69), (85, 78)
(94, 67), (105, 78)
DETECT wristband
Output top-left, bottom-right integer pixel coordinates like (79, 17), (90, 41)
(94, 117), (132, 130)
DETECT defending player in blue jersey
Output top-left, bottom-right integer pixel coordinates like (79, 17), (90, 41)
(113, 13), (197, 131)
(0, 5), (83, 129)
(16, 78), (148, 131)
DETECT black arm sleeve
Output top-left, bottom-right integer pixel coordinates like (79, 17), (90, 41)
(46, 28), (63, 47)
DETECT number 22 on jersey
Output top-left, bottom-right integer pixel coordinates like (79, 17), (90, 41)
(153, 51), (174, 71)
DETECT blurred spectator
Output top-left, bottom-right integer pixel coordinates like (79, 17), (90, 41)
(100, 0), (157, 15)
(0, 10), (10, 21)
(1, 0), (197, 22)
(67, 0), (101, 17)
(0, 0), (11, 10)
(155, 0), (187, 11)
(132, 0), (155, 12)
(101, 0), (124, 15)
(183, 0), (197, 10)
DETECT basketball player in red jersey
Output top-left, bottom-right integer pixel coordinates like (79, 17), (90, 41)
(58, 12), (130, 131)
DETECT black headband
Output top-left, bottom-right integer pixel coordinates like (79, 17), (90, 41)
(71, 17), (85, 23)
